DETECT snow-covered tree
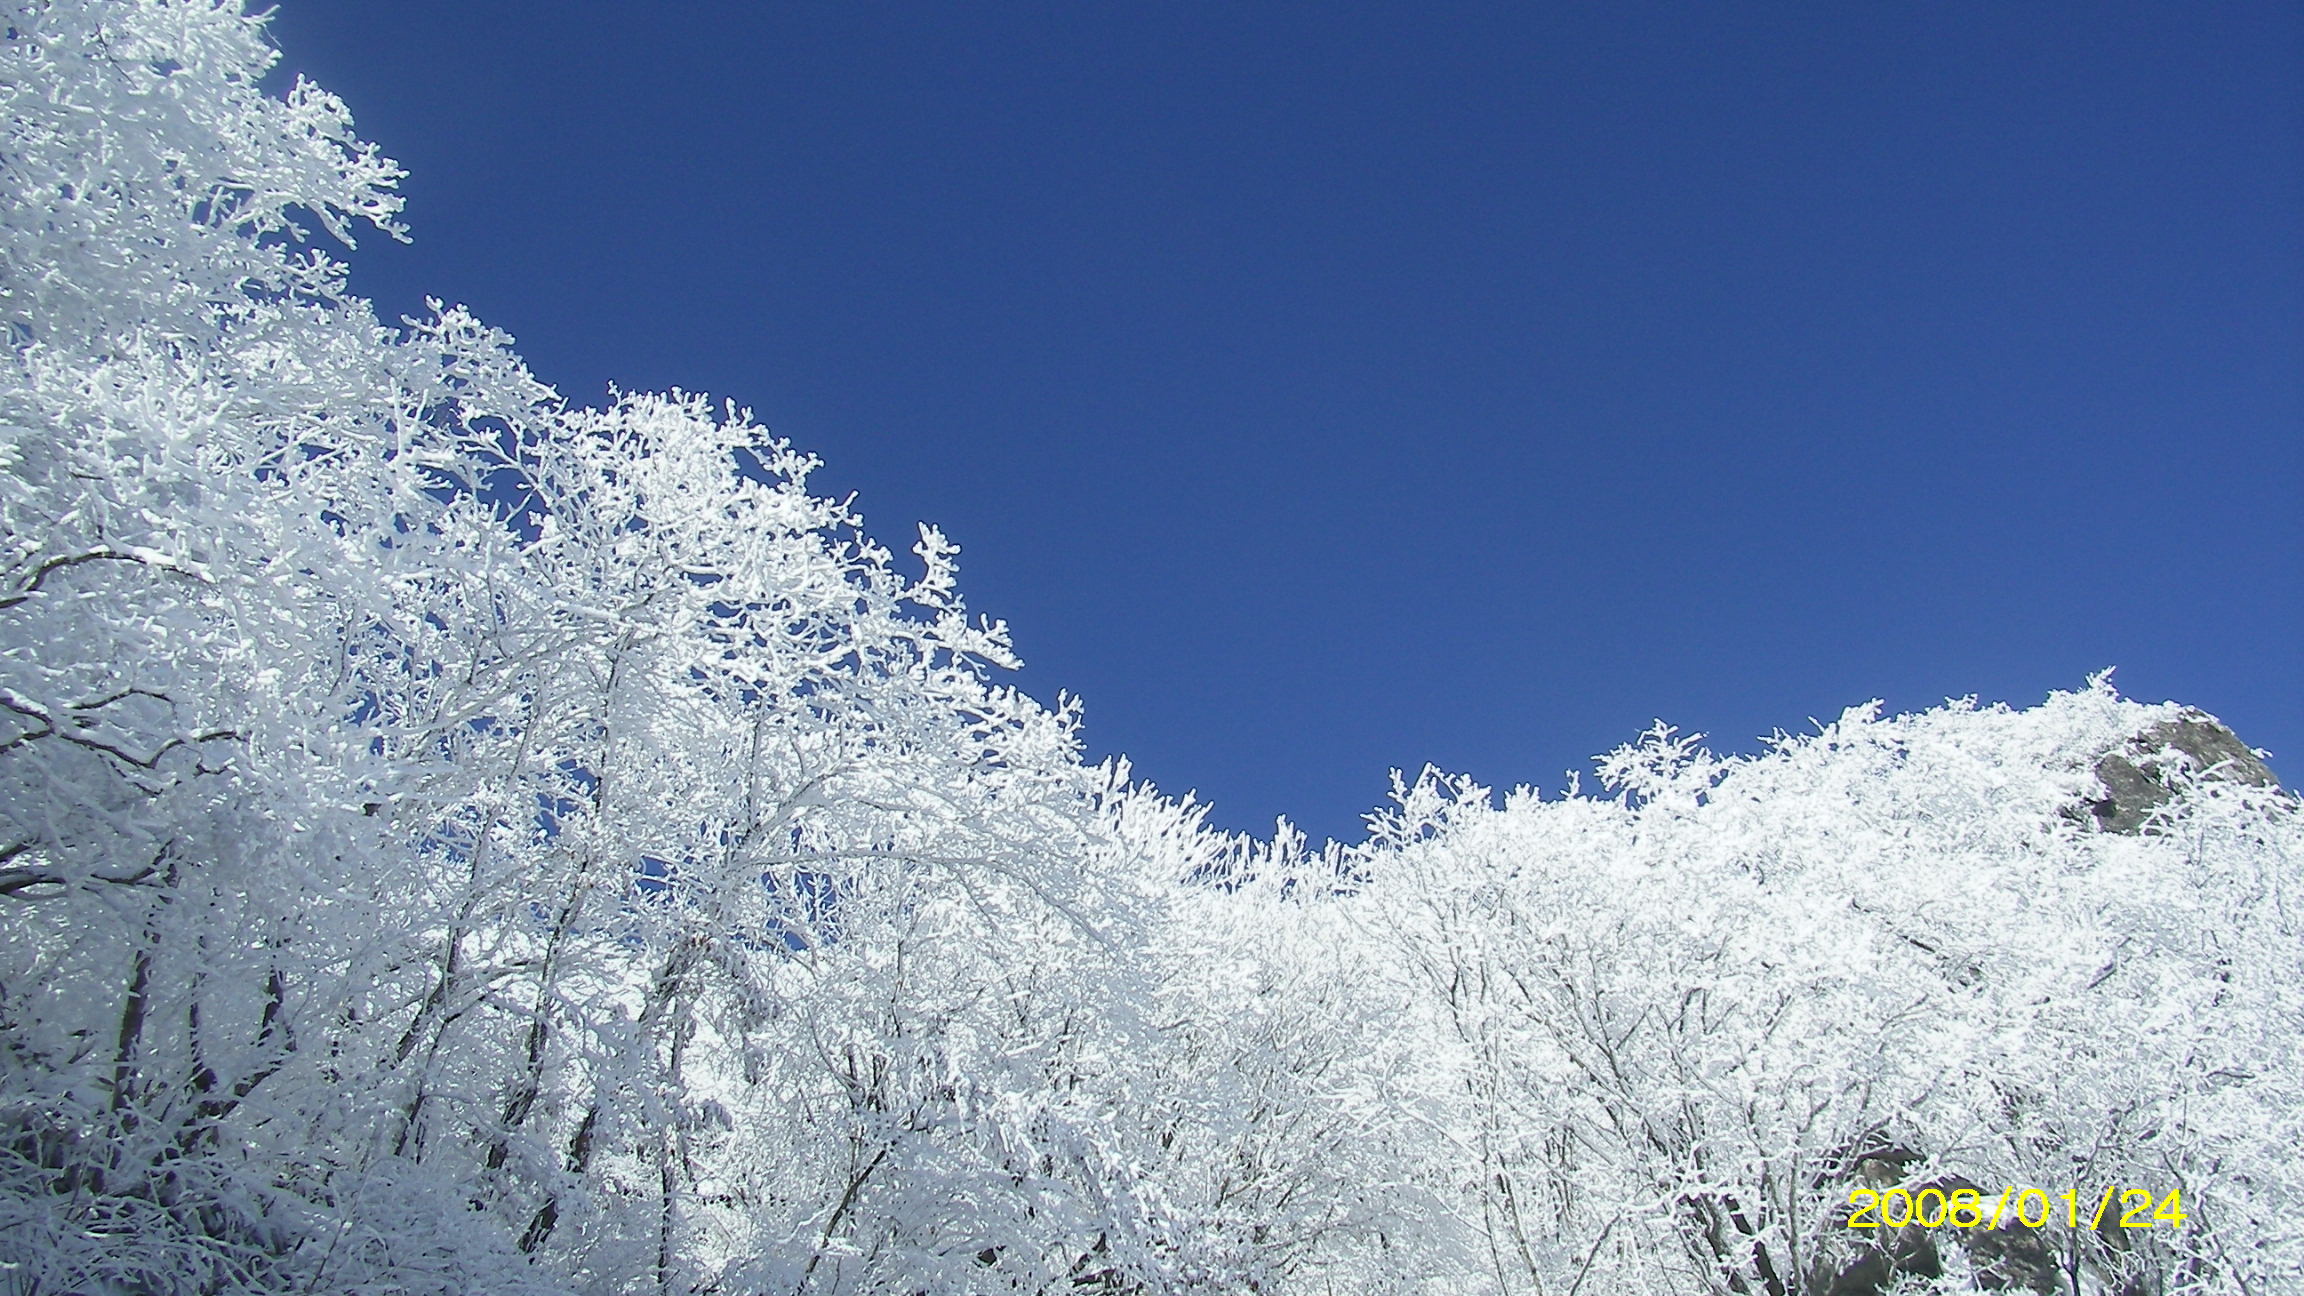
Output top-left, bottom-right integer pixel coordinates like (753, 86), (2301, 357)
(0, 4), (1152, 1289)
(1343, 687), (2304, 1295)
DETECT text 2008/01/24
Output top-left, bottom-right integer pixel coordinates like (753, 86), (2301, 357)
(1847, 1186), (2187, 1231)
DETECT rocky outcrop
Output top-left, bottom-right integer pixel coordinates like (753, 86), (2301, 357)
(2084, 709), (2281, 834)
(1812, 1146), (2060, 1296)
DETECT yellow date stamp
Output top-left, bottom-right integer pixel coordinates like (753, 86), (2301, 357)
(1847, 1186), (2187, 1231)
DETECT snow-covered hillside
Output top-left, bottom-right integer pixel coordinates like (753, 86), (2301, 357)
(2, 5), (2296, 1293)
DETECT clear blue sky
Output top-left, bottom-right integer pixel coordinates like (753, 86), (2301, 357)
(270, 1), (2301, 844)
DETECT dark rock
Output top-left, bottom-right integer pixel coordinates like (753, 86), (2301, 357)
(1818, 1247), (1895, 1296)
(1964, 1217), (2059, 1294)
(2087, 709), (2281, 835)
(1809, 1167), (2072, 1296)
(1810, 1166), (1956, 1296)
(1813, 1220), (1942, 1296)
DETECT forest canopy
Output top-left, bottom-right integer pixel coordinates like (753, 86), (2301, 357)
(1, 4), (2298, 1294)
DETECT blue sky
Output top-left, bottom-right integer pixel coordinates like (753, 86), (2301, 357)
(271, 1), (2301, 844)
